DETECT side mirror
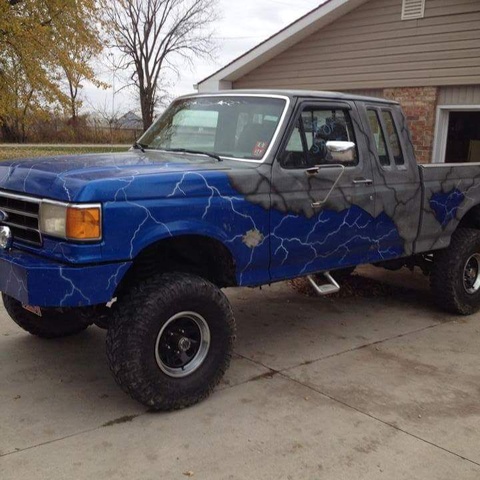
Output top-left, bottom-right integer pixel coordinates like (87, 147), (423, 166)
(325, 141), (357, 164)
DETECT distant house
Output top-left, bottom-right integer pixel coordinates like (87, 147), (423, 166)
(197, 0), (480, 164)
(117, 111), (143, 130)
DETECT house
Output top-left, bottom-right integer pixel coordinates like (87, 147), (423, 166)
(197, 0), (480, 164)
(117, 111), (143, 130)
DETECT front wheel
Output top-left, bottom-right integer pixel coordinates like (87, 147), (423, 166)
(431, 228), (480, 315)
(106, 272), (235, 411)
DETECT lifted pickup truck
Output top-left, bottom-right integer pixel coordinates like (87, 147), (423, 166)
(1, 90), (480, 410)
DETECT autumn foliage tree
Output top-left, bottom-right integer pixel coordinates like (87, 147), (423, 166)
(103, 0), (217, 130)
(0, 0), (104, 141)
(52, 3), (106, 128)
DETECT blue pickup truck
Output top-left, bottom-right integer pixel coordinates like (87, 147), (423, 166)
(1, 90), (480, 410)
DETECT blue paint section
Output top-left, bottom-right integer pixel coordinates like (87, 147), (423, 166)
(0, 151), (406, 305)
(0, 157), (273, 297)
(110, 170), (272, 286)
(0, 256), (28, 305)
(16, 238), (104, 265)
(430, 189), (465, 228)
(0, 153), (271, 286)
(0, 248), (131, 307)
(269, 206), (404, 280)
(0, 152), (234, 202)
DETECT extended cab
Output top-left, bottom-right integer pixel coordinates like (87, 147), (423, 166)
(1, 90), (480, 409)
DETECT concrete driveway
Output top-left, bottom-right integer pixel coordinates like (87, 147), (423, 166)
(1, 267), (480, 479)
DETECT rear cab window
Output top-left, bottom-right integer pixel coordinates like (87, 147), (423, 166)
(367, 110), (389, 166)
(381, 110), (404, 166)
(366, 106), (405, 169)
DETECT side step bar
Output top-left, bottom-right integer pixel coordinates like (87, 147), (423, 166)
(307, 272), (340, 296)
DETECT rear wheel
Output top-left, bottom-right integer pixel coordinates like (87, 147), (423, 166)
(106, 272), (235, 411)
(2, 294), (92, 338)
(431, 228), (480, 315)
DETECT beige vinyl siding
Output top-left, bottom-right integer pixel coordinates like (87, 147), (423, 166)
(233, 0), (480, 90)
(438, 85), (480, 105)
(341, 88), (385, 98)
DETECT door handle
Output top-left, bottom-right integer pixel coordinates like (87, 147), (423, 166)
(305, 166), (320, 176)
(352, 178), (373, 185)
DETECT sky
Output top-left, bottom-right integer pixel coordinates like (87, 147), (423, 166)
(82, 0), (322, 115)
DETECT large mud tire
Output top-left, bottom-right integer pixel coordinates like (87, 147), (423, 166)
(2, 294), (91, 338)
(106, 273), (235, 411)
(431, 228), (480, 315)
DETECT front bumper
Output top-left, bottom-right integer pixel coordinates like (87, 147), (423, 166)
(0, 248), (131, 307)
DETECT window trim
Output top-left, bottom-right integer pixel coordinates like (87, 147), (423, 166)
(278, 100), (360, 170)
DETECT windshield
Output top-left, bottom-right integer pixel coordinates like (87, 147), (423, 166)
(138, 96), (287, 161)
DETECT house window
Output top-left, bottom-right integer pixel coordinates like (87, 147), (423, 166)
(445, 112), (480, 163)
(433, 107), (480, 163)
(401, 0), (425, 20)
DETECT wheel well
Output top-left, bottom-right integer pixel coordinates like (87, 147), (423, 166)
(116, 235), (237, 295)
(458, 204), (480, 230)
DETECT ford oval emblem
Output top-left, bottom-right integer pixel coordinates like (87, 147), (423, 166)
(0, 210), (9, 222)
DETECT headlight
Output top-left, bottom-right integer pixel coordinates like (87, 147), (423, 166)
(39, 202), (102, 241)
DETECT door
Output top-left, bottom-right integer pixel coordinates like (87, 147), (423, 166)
(269, 100), (378, 281)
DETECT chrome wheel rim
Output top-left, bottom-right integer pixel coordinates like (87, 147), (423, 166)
(463, 254), (480, 294)
(155, 311), (210, 378)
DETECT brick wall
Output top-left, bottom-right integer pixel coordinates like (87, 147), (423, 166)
(383, 87), (438, 164)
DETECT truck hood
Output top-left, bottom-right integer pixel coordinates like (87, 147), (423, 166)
(0, 150), (238, 202)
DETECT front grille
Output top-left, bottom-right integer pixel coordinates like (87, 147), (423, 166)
(0, 191), (42, 246)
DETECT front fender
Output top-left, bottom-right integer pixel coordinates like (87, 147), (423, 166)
(129, 219), (236, 258)
(101, 196), (271, 286)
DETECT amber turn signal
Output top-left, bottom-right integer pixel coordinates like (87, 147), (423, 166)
(66, 207), (101, 240)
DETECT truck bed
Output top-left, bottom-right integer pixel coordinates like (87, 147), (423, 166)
(417, 163), (480, 252)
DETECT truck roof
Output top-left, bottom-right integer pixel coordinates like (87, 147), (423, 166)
(183, 89), (399, 105)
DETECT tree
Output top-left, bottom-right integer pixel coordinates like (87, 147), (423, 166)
(0, 0), (104, 141)
(103, 0), (217, 130)
(52, 4), (106, 128)
(61, 48), (96, 128)
(0, 51), (43, 142)
(88, 98), (126, 143)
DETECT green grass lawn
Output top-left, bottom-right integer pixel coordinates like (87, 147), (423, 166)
(0, 145), (130, 161)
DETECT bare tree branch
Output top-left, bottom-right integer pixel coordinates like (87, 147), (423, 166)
(102, 0), (218, 130)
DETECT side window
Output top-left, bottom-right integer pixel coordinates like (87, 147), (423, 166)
(382, 110), (405, 165)
(367, 110), (389, 167)
(281, 107), (358, 168)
